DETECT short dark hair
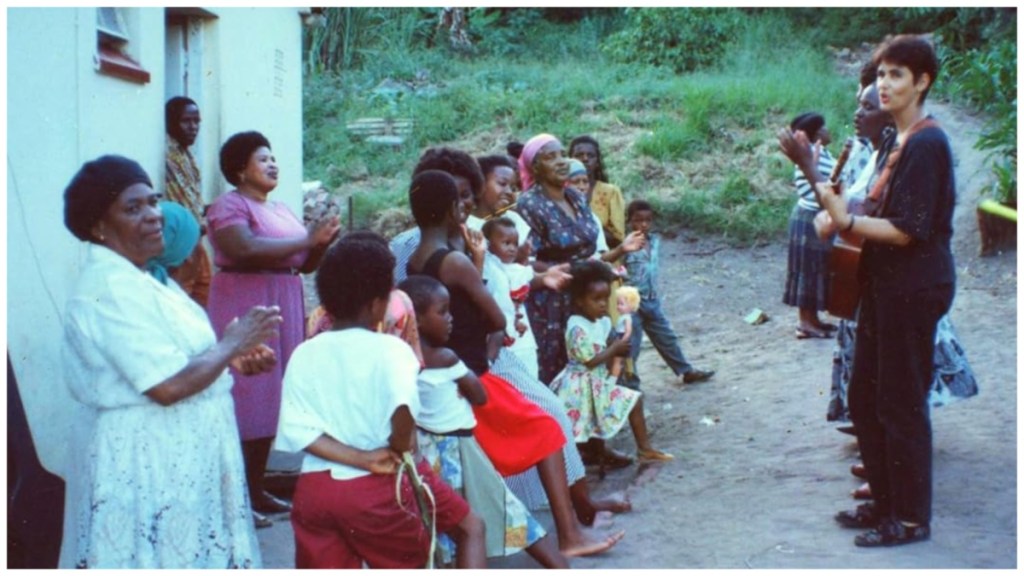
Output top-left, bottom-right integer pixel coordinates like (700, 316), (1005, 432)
(874, 34), (940, 104)
(413, 147), (484, 199)
(165, 96), (197, 135)
(568, 259), (616, 302)
(626, 199), (655, 220)
(790, 112), (825, 142)
(409, 169), (459, 227)
(397, 274), (446, 317)
(506, 141), (524, 160)
(342, 229), (390, 247)
(858, 59), (878, 89)
(476, 154), (516, 179)
(568, 135), (608, 183)
(316, 234), (394, 321)
(219, 131), (271, 186)
(481, 216), (517, 241)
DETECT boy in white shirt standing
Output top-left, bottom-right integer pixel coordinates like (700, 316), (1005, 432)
(277, 234), (484, 569)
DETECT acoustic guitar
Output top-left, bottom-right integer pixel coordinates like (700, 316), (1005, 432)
(806, 138), (860, 320)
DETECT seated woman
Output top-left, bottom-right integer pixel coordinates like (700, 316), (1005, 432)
(392, 148), (630, 525)
(61, 155), (282, 568)
(406, 169), (623, 557)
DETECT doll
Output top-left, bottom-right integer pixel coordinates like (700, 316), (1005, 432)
(609, 286), (640, 378)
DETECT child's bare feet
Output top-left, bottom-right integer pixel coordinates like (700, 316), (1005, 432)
(576, 493), (632, 526)
(560, 528), (625, 558)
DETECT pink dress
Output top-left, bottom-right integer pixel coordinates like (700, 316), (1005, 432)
(206, 191), (308, 440)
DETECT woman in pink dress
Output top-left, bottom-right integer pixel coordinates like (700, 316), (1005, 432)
(207, 131), (340, 528)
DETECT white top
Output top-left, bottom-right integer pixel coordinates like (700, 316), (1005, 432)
(593, 212), (609, 253)
(62, 244), (260, 568)
(277, 329), (421, 480)
(482, 252), (538, 353)
(846, 149), (880, 203)
(64, 244), (231, 408)
(416, 359), (477, 434)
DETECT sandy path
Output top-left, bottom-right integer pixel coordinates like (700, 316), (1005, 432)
(557, 100), (1017, 569)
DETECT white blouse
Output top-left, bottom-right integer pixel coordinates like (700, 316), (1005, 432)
(416, 359), (478, 434)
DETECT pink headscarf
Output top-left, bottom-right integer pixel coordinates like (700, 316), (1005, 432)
(517, 133), (558, 190)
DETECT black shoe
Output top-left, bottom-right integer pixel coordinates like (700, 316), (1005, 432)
(854, 518), (930, 547)
(253, 491), (293, 514)
(252, 510), (273, 529)
(682, 369), (715, 384)
(835, 503), (878, 529)
(837, 425), (857, 436)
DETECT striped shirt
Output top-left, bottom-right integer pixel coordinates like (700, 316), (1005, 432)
(793, 148), (836, 211)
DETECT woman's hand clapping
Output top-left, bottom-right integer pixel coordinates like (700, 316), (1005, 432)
(308, 216), (342, 248)
(225, 303), (284, 356)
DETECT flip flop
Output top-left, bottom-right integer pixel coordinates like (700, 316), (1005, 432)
(795, 327), (830, 339)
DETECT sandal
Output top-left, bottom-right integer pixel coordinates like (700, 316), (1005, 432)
(637, 448), (674, 462)
(795, 327), (831, 339)
(835, 502), (878, 529)
(854, 518), (930, 547)
(252, 510), (273, 529)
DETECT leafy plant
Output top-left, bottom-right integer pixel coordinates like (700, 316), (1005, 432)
(602, 8), (743, 73)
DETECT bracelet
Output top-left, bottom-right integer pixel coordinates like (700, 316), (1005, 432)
(844, 215), (856, 232)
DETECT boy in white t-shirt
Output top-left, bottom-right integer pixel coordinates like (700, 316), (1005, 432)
(276, 234), (484, 569)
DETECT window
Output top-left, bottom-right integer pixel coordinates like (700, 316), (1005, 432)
(95, 8), (150, 84)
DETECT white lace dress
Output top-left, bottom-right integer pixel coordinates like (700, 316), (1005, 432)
(62, 245), (260, 568)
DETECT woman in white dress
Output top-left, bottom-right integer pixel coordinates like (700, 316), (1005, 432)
(61, 155), (281, 568)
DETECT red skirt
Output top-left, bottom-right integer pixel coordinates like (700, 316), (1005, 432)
(472, 371), (566, 477)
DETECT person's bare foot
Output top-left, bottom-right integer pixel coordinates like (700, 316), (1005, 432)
(560, 529), (625, 557)
(591, 494), (632, 515)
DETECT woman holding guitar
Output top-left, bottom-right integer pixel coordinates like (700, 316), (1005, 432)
(815, 35), (956, 548)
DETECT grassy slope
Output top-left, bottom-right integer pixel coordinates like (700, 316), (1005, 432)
(303, 13), (857, 244)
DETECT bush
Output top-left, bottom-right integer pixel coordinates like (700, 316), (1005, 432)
(602, 8), (743, 73)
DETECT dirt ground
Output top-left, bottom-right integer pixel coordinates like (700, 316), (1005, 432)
(260, 99), (1017, 569)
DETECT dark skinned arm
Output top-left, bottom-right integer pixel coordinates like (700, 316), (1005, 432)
(582, 337), (631, 371)
(304, 434), (400, 475)
(212, 216), (340, 270)
(389, 404), (417, 454)
(145, 306), (282, 406)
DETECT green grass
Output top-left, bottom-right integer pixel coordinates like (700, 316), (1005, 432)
(303, 11), (865, 244)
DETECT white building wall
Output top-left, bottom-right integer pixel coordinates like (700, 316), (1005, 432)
(212, 8), (304, 208)
(7, 7), (168, 477)
(7, 7), (306, 480)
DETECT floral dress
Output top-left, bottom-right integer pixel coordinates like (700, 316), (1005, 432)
(550, 315), (640, 441)
(515, 185), (600, 384)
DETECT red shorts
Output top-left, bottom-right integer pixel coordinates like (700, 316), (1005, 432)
(291, 459), (470, 568)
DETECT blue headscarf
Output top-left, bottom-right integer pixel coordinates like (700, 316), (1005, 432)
(145, 201), (200, 285)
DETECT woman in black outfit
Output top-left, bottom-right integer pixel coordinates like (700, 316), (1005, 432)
(816, 35), (955, 547)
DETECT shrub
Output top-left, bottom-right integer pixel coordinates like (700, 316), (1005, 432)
(602, 8), (743, 73)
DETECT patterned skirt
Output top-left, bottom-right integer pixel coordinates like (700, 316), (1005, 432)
(783, 205), (832, 311)
(827, 313), (979, 422)
(417, 432), (545, 564)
